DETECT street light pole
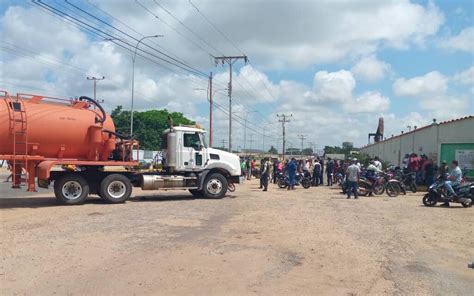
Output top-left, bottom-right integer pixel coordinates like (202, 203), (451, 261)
(130, 35), (162, 136)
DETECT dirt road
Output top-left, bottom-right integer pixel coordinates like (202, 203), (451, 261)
(1, 175), (473, 295)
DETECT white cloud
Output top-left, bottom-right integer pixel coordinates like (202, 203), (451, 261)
(454, 66), (474, 85)
(393, 71), (448, 97)
(351, 55), (391, 82)
(439, 26), (474, 52)
(313, 70), (355, 102)
(96, 0), (444, 69)
(345, 91), (390, 113)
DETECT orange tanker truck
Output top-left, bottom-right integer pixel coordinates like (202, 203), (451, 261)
(0, 90), (241, 204)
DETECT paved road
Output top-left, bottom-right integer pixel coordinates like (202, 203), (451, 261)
(1, 176), (473, 295)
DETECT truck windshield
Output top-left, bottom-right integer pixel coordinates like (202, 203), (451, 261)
(200, 133), (208, 148)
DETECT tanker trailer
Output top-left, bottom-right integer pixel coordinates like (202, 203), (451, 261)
(0, 90), (242, 205)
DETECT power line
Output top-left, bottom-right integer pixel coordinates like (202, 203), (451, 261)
(153, 0), (223, 56)
(297, 134), (307, 152)
(63, 0), (208, 77)
(188, 0), (244, 55)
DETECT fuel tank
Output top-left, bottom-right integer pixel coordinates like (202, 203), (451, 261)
(0, 95), (116, 161)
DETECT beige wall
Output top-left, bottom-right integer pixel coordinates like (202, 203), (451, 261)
(360, 117), (474, 166)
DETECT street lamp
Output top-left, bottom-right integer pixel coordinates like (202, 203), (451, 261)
(130, 35), (163, 136)
(104, 35), (163, 136)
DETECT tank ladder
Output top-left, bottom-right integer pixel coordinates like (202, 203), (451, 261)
(6, 93), (29, 188)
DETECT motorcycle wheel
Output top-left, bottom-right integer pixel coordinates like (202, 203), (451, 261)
(302, 178), (311, 189)
(357, 186), (369, 196)
(410, 183), (417, 193)
(461, 199), (473, 208)
(373, 183), (385, 195)
(422, 193), (437, 207)
(277, 179), (287, 189)
(386, 183), (399, 197)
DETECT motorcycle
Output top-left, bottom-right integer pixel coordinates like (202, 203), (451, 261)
(277, 172), (311, 189)
(358, 173), (400, 197)
(422, 177), (473, 207)
(401, 172), (417, 193)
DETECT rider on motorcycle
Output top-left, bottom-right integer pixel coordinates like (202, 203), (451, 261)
(443, 160), (462, 205)
(366, 160), (383, 196)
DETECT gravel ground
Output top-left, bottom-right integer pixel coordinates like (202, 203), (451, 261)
(1, 173), (473, 295)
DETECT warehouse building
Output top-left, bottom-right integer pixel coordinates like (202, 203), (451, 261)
(360, 116), (474, 177)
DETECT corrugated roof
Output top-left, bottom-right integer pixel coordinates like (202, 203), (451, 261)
(361, 115), (474, 149)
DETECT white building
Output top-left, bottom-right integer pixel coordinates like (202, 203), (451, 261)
(360, 116), (474, 177)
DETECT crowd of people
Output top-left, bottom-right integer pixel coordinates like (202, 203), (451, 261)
(240, 154), (467, 205)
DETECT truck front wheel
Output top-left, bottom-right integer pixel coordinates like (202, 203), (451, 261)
(99, 174), (132, 203)
(54, 174), (89, 205)
(203, 173), (228, 199)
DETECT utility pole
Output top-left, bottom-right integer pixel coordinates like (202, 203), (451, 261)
(209, 72), (213, 147)
(249, 133), (255, 152)
(86, 76), (105, 101)
(298, 134), (307, 155)
(309, 141), (315, 155)
(221, 139), (227, 151)
(277, 114), (292, 159)
(214, 55), (248, 152)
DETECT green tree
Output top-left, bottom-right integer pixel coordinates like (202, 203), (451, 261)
(302, 148), (313, 155)
(268, 145), (278, 154)
(111, 106), (195, 150)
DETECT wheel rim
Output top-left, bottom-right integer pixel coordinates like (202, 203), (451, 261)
(207, 179), (223, 195)
(107, 181), (127, 199)
(62, 181), (83, 200)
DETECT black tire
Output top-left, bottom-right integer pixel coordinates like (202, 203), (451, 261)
(386, 183), (399, 197)
(373, 183), (385, 195)
(54, 174), (89, 205)
(202, 173), (228, 199)
(99, 174), (132, 203)
(422, 193), (437, 207)
(461, 199), (473, 208)
(277, 178), (288, 189)
(410, 183), (417, 193)
(189, 189), (203, 197)
(302, 178), (311, 189)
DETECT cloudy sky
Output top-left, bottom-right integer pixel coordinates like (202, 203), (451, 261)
(1, 0), (473, 151)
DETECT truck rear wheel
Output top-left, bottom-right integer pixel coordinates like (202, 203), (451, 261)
(203, 173), (228, 199)
(54, 174), (89, 205)
(99, 174), (132, 203)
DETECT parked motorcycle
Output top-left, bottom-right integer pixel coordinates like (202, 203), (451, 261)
(400, 172), (417, 193)
(358, 173), (400, 197)
(277, 172), (311, 189)
(422, 177), (473, 208)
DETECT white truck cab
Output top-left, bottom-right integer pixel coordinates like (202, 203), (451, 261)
(148, 125), (241, 198)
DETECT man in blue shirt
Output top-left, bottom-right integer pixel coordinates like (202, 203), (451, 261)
(286, 158), (297, 190)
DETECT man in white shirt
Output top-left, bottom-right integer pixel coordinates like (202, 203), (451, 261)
(346, 159), (361, 199)
(373, 156), (383, 171)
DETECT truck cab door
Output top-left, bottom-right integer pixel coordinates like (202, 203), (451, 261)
(182, 132), (205, 170)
